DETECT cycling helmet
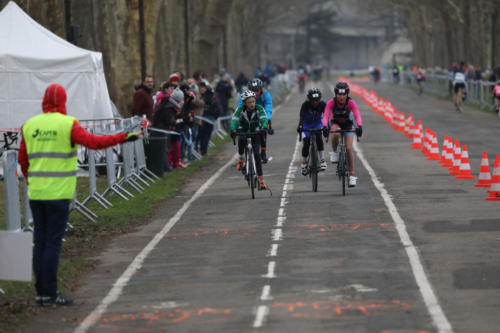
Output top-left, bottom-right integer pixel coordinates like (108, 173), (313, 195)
(248, 78), (263, 91)
(307, 88), (322, 100)
(241, 89), (256, 102)
(334, 81), (350, 95)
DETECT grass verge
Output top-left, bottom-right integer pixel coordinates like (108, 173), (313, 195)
(0, 135), (229, 333)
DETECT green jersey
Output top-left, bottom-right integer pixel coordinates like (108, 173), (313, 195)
(230, 104), (268, 132)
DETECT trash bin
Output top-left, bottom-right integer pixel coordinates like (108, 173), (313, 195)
(143, 135), (167, 178)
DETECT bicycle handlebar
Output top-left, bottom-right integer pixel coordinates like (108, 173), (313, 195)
(297, 128), (323, 142)
(232, 130), (263, 145)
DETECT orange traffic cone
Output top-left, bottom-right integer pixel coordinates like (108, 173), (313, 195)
(475, 151), (492, 187)
(441, 136), (454, 167)
(486, 159), (500, 201)
(440, 135), (449, 164)
(404, 114), (415, 138)
(422, 129), (431, 156)
(427, 132), (440, 161)
(411, 121), (423, 149)
(449, 139), (461, 175)
(456, 145), (475, 179)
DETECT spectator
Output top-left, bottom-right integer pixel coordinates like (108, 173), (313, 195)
(18, 83), (141, 306)
(131, 75), (154, 120)
(235, 72), (249, 93)
(168, 88), (185, 168)
(198, 81), (222, 155)
(215, 74), (234, 128)
(191, 97), (204, 153)
(168, 73), (181, 86)
(155, 82), (176, 112)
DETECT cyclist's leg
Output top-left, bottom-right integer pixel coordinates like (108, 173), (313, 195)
(330, 124), (340, 162)
(302, 136), (310, 161)
(236, 136), (245, 170)
(316, 132), (325, 161)
(252, 136), (263, 177)
(260, 131), (267, 162)
(345, 134), (355, 176)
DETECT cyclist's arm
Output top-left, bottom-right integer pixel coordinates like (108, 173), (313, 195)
(257, 105), (269, 129)
(347, 99), (363, 126)
(230, 106), (243, 132)
(298, 102), (308, 125)
(263, 91), (273, 120)
(322, 99), (334, 127)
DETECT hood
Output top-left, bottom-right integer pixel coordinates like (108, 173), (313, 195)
(42, 83), (67, 114)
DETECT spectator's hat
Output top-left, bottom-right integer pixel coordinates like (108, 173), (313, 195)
(171, 88), (184, 102)
(168, 73), (181, 83)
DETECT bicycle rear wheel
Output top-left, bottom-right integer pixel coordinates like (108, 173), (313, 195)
(310, 137), (318, 192)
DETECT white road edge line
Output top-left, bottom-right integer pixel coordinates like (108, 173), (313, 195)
(262, 261), (276, 278)
(74, 153), (238, 333)
(354, 143), (453, 333)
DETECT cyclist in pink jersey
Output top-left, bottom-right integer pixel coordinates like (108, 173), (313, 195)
(493, 84), (500, 113)
(322, 82), (363, 187)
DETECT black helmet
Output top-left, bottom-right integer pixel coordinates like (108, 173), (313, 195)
(334, 81), (350, 95)
(248, 78), (263, 91)
(307, 88), (322, 100)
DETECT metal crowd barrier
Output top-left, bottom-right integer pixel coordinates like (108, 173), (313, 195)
(383, 68), (499, 112)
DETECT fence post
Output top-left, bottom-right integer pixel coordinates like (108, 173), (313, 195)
(82, 148), (112, 208)
(3, 150), (21, 230)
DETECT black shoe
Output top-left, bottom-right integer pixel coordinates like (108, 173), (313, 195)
(43, 293), (73, 306)
(261, 151), (268, 164)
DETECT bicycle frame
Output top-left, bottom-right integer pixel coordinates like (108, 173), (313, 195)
(329, 129), (356, 196)
(234, 130), (262, 199)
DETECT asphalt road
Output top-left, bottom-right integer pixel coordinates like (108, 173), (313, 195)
(25, 79), (500, 333)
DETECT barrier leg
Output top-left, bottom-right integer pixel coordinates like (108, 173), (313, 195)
(3, 150), (21, 230)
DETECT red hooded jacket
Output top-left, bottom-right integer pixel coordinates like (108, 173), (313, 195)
(18, 84), (128, 181)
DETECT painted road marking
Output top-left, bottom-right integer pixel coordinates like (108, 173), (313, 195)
(253, 305), (269, 328)
(355, 137), (453, 333)
(272, 228), (283, 241)
(267, 243), (279, 257)
(253, 138), (301, 328)
(328, 83), (453, 333)
(260, 285), (273, 301)
(262, 261), (277, 278)
(74, 154), (238, 333)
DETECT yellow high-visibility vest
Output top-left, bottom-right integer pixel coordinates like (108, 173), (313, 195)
(22, 112), (78, 200)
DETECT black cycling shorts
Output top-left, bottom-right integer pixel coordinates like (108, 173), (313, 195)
(454, 82), (465, 93)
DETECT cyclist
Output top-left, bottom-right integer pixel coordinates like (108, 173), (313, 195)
(493, 84), (500, 113)
(238, 78), (273, 163)
(452, 69), (467, 112)
(297, 88), (327, 175)
(415, 68), (425, 95)
(231, 90), (269, 190)
(322, 81), (363, 187)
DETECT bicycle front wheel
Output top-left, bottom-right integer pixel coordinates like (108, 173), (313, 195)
(340, 146), (347, 196)
(310, 137), (318, 192)
(249, 152), (256, 199)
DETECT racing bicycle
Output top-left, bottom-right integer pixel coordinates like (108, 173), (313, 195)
(233, 130), (270, 199)
(328, 129), (356, 196)
(299, 128), (324, 192)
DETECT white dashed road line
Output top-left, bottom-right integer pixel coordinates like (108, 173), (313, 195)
(252, 138), (300, 328)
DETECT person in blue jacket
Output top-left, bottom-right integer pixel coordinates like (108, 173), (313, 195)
(238, 78), (273, 163)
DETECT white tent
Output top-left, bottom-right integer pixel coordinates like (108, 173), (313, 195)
(0, 1), (114, 131)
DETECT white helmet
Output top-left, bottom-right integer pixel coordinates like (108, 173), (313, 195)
(240, 89), (256, 102)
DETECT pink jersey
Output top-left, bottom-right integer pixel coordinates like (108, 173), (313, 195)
(494, 85), (500, 97)
(322, 98), (363, 127)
